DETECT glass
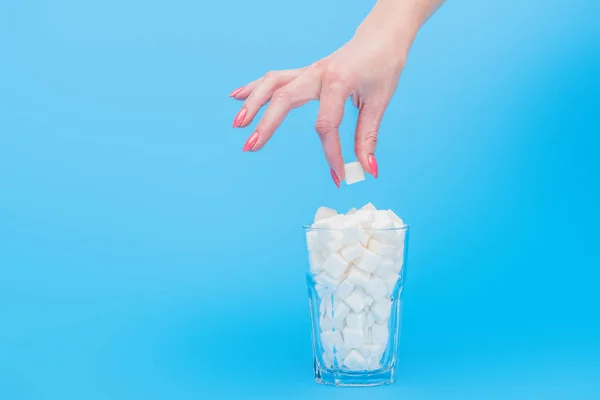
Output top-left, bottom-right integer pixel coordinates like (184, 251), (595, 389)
(303, 223), (409, 387)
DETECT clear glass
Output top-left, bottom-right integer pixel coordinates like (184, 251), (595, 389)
(303, 224), (409, 387)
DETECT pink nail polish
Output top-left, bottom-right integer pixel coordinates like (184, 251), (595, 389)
(232, 107), (247, 128)
(330, 169), (340, 188)
(229, 87), (244, 97)
(368, 154), (378, 178)
(242, 132), (259, 152)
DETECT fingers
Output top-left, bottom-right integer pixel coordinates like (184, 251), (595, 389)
(244, 74), (321, 152)
(229, 79), (259, 100)
(354, 99), (387, 178)
(231, 70), (303, 128)
(315, 69), (353, 185)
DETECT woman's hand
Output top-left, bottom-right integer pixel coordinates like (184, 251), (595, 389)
(230, 0), (444, 187)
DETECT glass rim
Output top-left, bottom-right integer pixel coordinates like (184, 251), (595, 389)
(302, 224), (409, 231)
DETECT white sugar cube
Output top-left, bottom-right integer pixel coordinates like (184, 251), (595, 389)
(368, 240), (396, 259)
(346, 267), (371, 289)
(359, 202), (377, 212)
(371, 299), (392, 322)
(386, 209), (404, 225)
(320, 315), (333, 331)
(364, 294), (374, 307)
(332, 315), (345, 331)
(344, 162), (366, 185)
(340, 221), (364, 246)
(322, 351), (334, 368)
(344, 289), (367, 313)
(374, 258), (394, 278)
(314, 206), (338, 223)
(346, 312), (366, 329)
(367, 238), (381, 254)
(320, 295), (333, 317)
(352, 210), (375, 229)
(321, 330), (344, 352)
(322, 253), (349, 278)
(306, 231), (324, 252)
(346, 207), (357, 215)
(324, 237), (345, 253)
(356, 248), (382, 273)
(333, 301), (351, 320)
(357, 345), (370, 359)
(373, 210), (392, 224)
(340, 242), (363, 262)
(371, 220), (398, 244)
(343, 327), (364, 349)
(365, 343), (384, 360)
(315, 283), (326, 298)
(315, 272), (342, 290)
(336, 279), (355, 300)
(367, 358), (380, 370)
(371, 323), (388, 345)
(309, 251), (325, 274)
(365, 276), (388, 301)
(335, 345), (349, 360)
(366, 311), (375, 327)
(381, 272), (399, 295)
(343, 349), (367, 370)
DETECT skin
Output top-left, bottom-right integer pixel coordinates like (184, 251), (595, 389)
(231, 0), (445, 186)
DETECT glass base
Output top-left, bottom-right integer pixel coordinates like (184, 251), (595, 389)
(314, 360), (397, 387)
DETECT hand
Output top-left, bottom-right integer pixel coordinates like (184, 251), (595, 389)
(230, 0), (441, 187)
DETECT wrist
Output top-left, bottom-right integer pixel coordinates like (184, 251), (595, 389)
(354, 0), (422, 60)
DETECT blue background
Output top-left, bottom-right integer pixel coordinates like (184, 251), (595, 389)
(1, 0), (599, 398)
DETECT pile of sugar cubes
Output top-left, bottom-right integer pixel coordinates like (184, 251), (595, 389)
(306, 202), (405, 371)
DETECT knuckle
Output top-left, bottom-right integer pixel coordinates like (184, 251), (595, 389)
(314, 119), (335, 139)
(310, 59), (327, 70)
(271, 88), (293, 104)
(263, 70), (279, 81)
(361, 130), (378, 149)
(323, 65), (350, 87)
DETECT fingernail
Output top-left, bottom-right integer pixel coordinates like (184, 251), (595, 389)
(232, 107), (247, 128)
(368, 154), (378, 178)
(229, 87), (244, 97)
(242, 132), (259, 152)
(330, 169), (340, 188)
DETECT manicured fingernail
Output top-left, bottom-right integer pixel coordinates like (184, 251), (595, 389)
(242, 132), (259, 152)
(232, 107), (247, 128)
(330, 169), (340, 188)
(368, 154), (378, 178)
(229, 87), (244, 97)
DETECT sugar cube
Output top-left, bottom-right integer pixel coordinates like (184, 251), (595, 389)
(371, 299), (392, 322)
(365, 276), (388, 301)
(320, 315), (333, 331)
(333, 300), (351, 320)
(344, 162), (366, 185)
(314, 206), (338, 223)
(356, 248), (382, 273)
(340, 242), (363, 262)
(346, 312), (366, 329)
(371, 323), (388, 345)
(343, 350), (367, 370)
(336, 279), (355, 300)
(322, 253), (349, 278)
(344, 289), (367, 313)
(343, 327), (364, 349)
(321, 330), (344, 352)
(315, 272), (342, 290)
(346, 267), (371, 289)
(366, 311), (375, 327)
(359, 202), (377, 212)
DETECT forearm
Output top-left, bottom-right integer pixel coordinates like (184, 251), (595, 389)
(355, 0), (445, 58)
